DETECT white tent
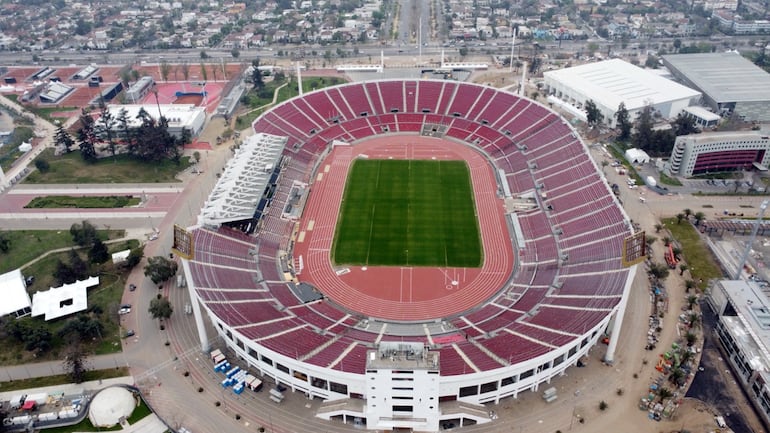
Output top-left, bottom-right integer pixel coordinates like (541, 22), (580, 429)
(18, 141), (32, 152)
(88, 387), (136, 427)
(0, 269), (31, 318)
(30, 276), (99, 321)
(111, 249), (131, 264)
(624, 148), (651, 164)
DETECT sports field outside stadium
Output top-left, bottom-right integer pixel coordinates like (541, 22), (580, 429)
(331, 159), (482, 267)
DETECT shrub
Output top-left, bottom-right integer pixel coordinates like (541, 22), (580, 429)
(35, 158), (50, 173)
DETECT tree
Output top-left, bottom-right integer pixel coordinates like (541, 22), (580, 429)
(633, 104), (655, 151)
(251, 58), (264, 89)
(144, 256), (178, 284)
(0, 231), (9, 253)
(459, 47), (468, 58)
(124, 246), (144, 269)
(54, 258), (76, 285)
(89, 238), (109, 264)
(231, 48), (240, 58)
(116, 107), (129, 144)
(59, 315), (103, 341)
(649, 262), (670, 281)
(24, 326), (53, 354)
(676, 213), (685, 224)
(77, 109), (98, 163)
(62, 338), (91, 383)
(668, 367), (685, 385)
(694, 211), (706, 226)
(657, 387), (673, 402)
(54, 122), (75, 153)
(599, 400), (608, 411)
(685, 332), (697, 346)
(688, 312), (700, 328)
(200, 61), (208, 81)
(615, 102), (631, 141)
(679, 263), (689, 276)
(149, 296), (174, 321)
(654, 223), (663, 233)
(683, 208), (692, 218)
(68, 249), (88, 281)
(98, 108), (117, 158)
(685, 279), (696, 293)
(672, 112), (698, 136)
(181, 61), (190, 81)
(200, 50), (209, 59)
(70, 220), (98, 246)
(160, 61), (172, 82)
(585, 99), (603, 126)
(210, 62), (218, 81)
(673, 38), (682, 52)
(34, 158), (50, 173)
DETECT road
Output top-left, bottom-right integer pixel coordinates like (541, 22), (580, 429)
(0, 35), (763, 68)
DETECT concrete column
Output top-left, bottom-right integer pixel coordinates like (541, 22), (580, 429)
(182, 259), (210, 352)
(604, 264), (638, 364)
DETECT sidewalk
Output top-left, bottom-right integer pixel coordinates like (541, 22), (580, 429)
(1, 354), (130, 383)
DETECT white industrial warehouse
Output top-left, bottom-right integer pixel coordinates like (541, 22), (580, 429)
(97, 104), (207, 138)
(663, 52), (770, 122)
(543, 59), (701, 127)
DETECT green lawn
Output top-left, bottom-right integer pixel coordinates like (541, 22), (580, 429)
(24, 149), (193, 184)
(662, 217), (725, 290)
(0, 229), (124, 274)
(332, 159), (482, 267)
(25, 195), (141, 209)
(0, 233), (135, 365)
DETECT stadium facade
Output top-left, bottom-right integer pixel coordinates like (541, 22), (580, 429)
(181, 80), (637, 431)
(665, 131), (770, 177)
(662, 52), (770, 122)
(543, 59), (701, 127)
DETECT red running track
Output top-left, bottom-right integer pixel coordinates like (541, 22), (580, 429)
(292, 136), (514, 322)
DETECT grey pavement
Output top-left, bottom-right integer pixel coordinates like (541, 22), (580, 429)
(8, 184), (185, 194)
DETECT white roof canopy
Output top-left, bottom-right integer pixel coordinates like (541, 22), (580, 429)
(0, 269), (31, 317)
(544, 59), (701, 112)
(31, 276), (99, 321)
(198, 133), (287, 226)
(111, 249), (131, 263)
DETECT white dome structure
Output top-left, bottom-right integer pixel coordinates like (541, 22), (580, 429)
(88, 387), (136, 427)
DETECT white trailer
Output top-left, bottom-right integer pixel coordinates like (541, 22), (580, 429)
(26, 393), (48, 405)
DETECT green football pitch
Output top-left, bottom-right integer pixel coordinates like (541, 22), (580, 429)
(331, 159), (482, 267)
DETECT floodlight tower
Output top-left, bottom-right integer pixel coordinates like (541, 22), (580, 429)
(734, 199), (769, 279)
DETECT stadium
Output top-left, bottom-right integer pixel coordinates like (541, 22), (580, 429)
(179, 79), (637, 431)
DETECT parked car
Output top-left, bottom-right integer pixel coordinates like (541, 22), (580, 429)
(119, 307), (131, 315)
(123, 330), (135, 338)
(128, 284), (136, 292)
